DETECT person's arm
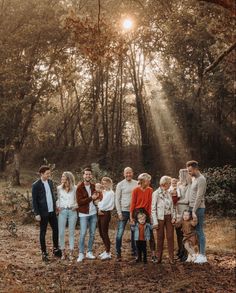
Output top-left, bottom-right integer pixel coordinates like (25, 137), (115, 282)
(72, 187), (78, 209)
(76, 186), (93, 206)
(32, 183), (41, 221)
(98, 191), (114, 210)
(170, 195), (176, 223)
(130, 189), (137, 222)
(147, 189), (153, 216)
(193, 177), (206, 213)
(115, 183), (122, 216)
(32, 183), (40, 216)
(151, 192), (158, 228)
(191, 217), (198, 227)
(175, 219), (182, 228)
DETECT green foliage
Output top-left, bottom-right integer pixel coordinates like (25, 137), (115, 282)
(204, 165), (236, 216)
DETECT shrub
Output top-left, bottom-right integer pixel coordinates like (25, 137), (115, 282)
(203, 165), (236, 217)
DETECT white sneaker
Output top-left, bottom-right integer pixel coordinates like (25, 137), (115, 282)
(194, 254), (207, 264)
(192, 254), (197, 262)
(99, 251), (106, 258)
(100, 252), (111, 260)
(77, 253), (84, 262)
(186, 254), (192, 262)
(86, 251), (96, 260)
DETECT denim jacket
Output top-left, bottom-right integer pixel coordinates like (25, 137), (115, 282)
(131, 223), (152, 241)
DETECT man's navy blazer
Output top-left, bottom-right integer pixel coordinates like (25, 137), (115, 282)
(32, 179), (56, 217)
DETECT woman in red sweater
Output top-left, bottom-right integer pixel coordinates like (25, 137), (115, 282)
(130, 173), (156, 262)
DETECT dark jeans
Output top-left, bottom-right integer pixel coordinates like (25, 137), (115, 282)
(40, 212), (59, 253)
(98, 211), (111, 253)
(116, 211), (136, 255)
(175, 227), (186, 256)
(136, 240), (147, 262)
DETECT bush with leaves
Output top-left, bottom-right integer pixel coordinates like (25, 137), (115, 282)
(203, 165), (236, 217)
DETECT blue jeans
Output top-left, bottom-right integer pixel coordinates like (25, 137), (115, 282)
(189, 207), (206, 255)
(58, 209), (77, 250)
(79, 214), (97, 254)
(116, 211), (136, 256)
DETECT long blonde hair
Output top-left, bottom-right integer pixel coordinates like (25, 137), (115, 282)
(62, 171), (75, 191)
(179, 169), (191, 185)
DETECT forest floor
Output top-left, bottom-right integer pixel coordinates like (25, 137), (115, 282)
(0, 176), (235, 293)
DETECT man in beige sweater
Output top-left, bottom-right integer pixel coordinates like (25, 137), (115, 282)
(115, 167), (138, 261)
(187, 160), (207, 264)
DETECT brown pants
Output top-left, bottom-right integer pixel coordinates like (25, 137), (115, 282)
(98, 211), (111, 253)
(156, 214), (174, 261)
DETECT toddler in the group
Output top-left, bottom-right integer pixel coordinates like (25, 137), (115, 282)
(176, 210), (198, 262)
(169, 178), (180, 206)
(94, 183), (104, 215)
(131, 212), (152, 264)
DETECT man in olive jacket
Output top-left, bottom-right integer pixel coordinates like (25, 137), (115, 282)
(32, 165), (61, 261)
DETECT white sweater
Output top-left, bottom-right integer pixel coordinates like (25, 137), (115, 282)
(98, 190), (114, 211)
(56, 185), (78, 209)
(115, 179), (138, 215)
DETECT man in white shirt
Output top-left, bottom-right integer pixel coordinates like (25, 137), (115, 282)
(115, 167), (138, 261)
(32, 165), (61, 262)
(76, 168), (99, 262)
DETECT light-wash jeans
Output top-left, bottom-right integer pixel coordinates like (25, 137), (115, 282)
(189, 207), (206, 255)
(79, 214), (97, 254)
(58, 209), (77, 250)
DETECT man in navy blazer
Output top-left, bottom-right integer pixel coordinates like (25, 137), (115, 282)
(32, 165), (61, 261)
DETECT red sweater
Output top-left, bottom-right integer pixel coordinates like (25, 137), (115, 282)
(130, 186), (153, 216)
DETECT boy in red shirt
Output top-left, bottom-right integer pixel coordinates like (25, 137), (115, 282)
(130, 173), (156, 262)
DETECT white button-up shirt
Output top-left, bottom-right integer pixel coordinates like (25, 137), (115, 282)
(56, 185), (78, 209)
(42, 180), (54, 212)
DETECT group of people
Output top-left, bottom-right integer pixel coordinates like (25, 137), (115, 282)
(32, 160), (207, 265)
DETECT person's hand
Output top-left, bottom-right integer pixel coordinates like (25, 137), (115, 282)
(171, 218), (176, 224)
(92, 193), (99, 200)
(130, 218), (135, 225)
(192, 212), (197, 220)
(152, 224), (159, 230)
(35, 215), (41, 222)
(118, 214), (123, 221)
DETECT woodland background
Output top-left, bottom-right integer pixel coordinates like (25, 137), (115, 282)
(0, 1), (235, 292)
(0, 0), (235, 183)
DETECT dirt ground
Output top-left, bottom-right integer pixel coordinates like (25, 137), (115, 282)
(0, 218), (235, 293)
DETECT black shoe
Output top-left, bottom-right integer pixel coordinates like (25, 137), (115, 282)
(42, 252), (49, 262)
(143, 258), (147, 264)
(180, 255), (188, 262)
(136, 257), (141, 263)
(152, 256), (158, 263)
(131, 251), (137, 257)
(53, 248), (62, 258)
(116, 254), (122, 262)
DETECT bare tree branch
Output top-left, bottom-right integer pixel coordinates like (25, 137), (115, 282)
(204, 41), (236, 74)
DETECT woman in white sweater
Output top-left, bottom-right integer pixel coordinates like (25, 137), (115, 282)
(56, 171), (78, 260)
(176, 169), (192, 261)
(97, 177), (114, 260)
(152, 176), (176, 264)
